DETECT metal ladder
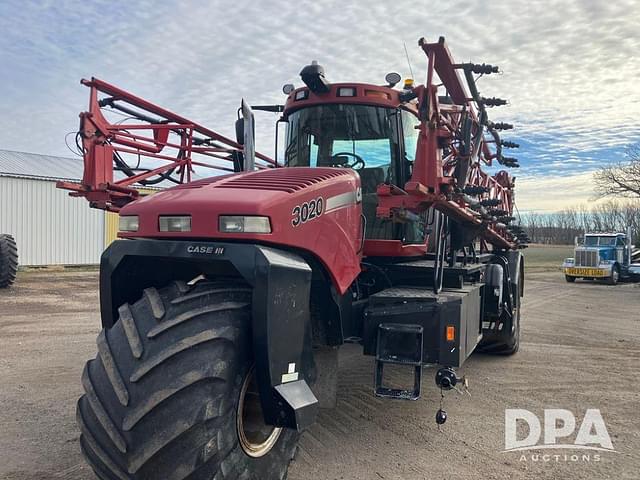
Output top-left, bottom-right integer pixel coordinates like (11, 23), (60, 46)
(374, 323), (424, 400)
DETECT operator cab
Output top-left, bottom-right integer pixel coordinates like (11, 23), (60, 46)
(283, 94), (423, 243)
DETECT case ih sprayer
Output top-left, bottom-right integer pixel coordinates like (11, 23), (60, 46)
(59, 37), (526, 479)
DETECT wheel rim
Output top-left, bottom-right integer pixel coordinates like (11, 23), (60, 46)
(613, 268), (619, 283)
(237, 367), (282, 458)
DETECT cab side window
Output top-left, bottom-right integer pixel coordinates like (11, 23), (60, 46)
(401, 110), (420, 163)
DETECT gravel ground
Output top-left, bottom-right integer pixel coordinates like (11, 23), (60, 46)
(0, 270), (638, 480)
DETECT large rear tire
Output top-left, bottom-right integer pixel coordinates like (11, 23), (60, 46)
(478, 297), (520, 355)
(0, 234), (18, 288)
(478, 255), (523, 356)
(77, 279), (299, 480)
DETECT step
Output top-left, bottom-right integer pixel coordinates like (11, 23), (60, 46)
(374, 323), (423, 400)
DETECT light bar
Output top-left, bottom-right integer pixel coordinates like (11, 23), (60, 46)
(118, 215), (139, 232)
(219, 216), (271, 233)
(337, 87), (356, 97)
(365, 90), (389, 99)
(295, 90), (308, 101)
(159, 215), (192, 232)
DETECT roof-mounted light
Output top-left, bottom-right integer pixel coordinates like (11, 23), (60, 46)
(385, 72), (401, 87)
(337, 87), (356, 97)
(365, 90), (389, 100)
(282, 84), (294, 95)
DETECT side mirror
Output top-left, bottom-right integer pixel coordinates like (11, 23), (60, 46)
(235, 118), (244, 145)
(275, 117), (288, 166)
(241, 99), (255, 171)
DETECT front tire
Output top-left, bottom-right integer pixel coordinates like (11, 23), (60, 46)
(607, 265), (619, 285)
(565, 275), (576, 283)
(77, 279), (299, 480)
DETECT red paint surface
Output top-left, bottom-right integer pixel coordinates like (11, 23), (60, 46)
(120, 167), (363, 294)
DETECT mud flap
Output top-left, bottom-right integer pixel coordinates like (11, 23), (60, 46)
(251, 247), (318, 430)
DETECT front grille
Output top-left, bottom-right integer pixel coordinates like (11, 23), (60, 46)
(575, 249), (598, 267)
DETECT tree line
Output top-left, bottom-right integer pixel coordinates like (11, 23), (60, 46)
(520, 144), (640, 245)
(520, 200), (640, 245)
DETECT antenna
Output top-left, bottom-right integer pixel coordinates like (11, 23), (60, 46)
(403, 41), (415, 79)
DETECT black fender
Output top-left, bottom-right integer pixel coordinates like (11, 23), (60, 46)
(100, 239), (318, 431)
(504, 250), (525, 299)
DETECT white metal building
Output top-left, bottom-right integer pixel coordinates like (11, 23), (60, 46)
(0, 149), (105, 266)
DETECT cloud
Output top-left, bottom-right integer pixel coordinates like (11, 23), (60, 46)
(515, 171), (613, 212)
(0, 0), (639, 212)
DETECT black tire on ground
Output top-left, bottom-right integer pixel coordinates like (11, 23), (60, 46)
(0, 234), (18, 288)
(77, 279), (300, 480)
(477, 259), (523, 356)
(565, 275), (576, 283)
(478, 298), (520, 355)
(607, 265), (620, 285)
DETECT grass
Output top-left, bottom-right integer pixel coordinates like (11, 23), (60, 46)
(522, 244), (574, 271)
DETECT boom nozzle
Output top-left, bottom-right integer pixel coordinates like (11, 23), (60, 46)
(456, 62), (500, 74)
(501, 156), (520, 168)
(490, 122), (514, 131)
(480, 97), (508, 107)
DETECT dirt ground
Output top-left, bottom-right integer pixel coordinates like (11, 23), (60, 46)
(0, 270), (638, 480)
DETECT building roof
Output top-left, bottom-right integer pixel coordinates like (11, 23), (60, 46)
(0, 149), (85, 182)
(0, 149), (174, 189)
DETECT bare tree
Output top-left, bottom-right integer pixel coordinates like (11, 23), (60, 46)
(520, 200), (640, 244)
(594, 145), (640, 198)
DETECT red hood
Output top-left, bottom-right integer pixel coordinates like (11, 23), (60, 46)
(119, 167), (363, 294)
(123, 167), (355, 218)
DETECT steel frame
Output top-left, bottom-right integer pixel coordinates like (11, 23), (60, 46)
(58, 78), (276, 211)
(376, 37), (517, 249)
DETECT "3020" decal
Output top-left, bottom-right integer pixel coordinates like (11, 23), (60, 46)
(292, 198), (324, 227)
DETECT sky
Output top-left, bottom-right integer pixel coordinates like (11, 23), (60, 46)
(0, 0), (639, 212)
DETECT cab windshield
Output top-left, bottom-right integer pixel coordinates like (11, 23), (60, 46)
(284, 104), (425, 243)
(285, 104), (400, 174)
(584, 236), (616, 246)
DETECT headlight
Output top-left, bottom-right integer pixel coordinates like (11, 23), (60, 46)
(159, 215), (191, 232)
(564, 258), (574, 264)
(119, 215), (139, 232)
(219, 216), (271, 233)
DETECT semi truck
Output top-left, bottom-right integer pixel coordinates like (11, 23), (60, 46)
(58, 37), (526, 479)
(562, 229), (640, 284)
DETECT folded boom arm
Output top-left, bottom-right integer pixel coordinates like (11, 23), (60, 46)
(58, 77), (276, 211)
